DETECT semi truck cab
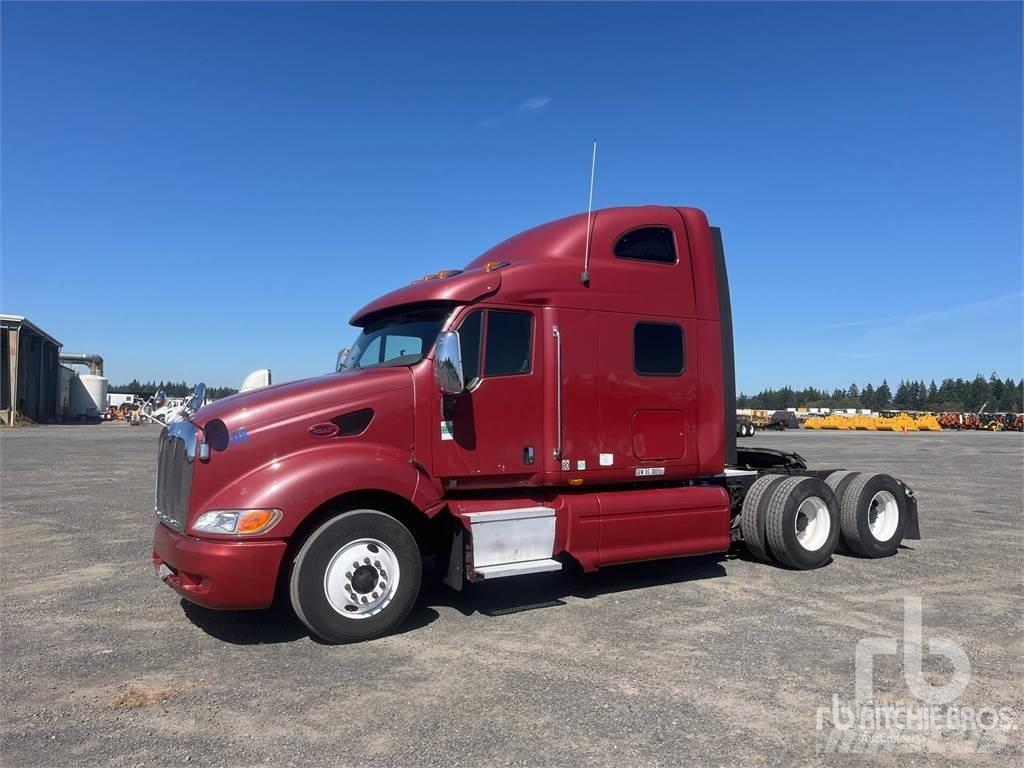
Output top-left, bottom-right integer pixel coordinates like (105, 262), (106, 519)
(152, 206), (919, 642)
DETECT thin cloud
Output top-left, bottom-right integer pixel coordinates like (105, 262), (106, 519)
(480, 96), (553, 127)
(825, 290), (1023, 330)
(518, 96), (551, 111)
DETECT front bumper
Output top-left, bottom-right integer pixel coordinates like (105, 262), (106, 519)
(152, 523), (288, 610)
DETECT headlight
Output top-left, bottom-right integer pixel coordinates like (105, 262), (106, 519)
(192, 508), (282, 535)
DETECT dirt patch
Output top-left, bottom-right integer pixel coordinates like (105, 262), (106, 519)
(110, 683), (180, 709)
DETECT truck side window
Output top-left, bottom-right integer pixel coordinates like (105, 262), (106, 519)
(458, 310), (484, 385)
(634, 322), (684, 376)
(484, 311), (532, 376)
(614, 227), (676, 264)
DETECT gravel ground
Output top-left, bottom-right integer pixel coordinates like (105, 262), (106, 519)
(1, 424), (1021, 767)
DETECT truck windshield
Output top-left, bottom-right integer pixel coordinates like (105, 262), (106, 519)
(340, 309), (449, 371)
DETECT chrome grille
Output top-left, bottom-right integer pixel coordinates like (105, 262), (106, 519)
(155, 421), (196, 531)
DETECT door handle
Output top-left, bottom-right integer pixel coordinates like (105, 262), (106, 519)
(552, 325), (562, 460)
(523, 446), (535, 465)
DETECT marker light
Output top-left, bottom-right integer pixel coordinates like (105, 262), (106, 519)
(192, 508), (282, 536)
(435, 269), (463, 278)
(483, 260), (510, 272)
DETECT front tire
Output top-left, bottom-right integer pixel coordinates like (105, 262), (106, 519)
(290, 509), (422, 643)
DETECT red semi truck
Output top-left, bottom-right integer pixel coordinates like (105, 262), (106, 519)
(152, 206), (920, 642)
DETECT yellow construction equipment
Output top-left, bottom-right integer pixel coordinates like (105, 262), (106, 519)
(876, 414), (919, 431)
(851, 415), (878, 430)
(820, 415), (854, 430)
(801, 412), (942, 432)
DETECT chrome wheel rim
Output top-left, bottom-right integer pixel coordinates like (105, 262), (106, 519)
(324, 538), (400, 619)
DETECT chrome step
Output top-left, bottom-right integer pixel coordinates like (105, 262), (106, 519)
(473, 559), (562, 580)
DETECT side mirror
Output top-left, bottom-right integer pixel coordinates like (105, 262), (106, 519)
(434, 331), (465, 394)
(336, 348), (350, 372)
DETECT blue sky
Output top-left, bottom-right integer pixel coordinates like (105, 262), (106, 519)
(2, 1), (1021, 393)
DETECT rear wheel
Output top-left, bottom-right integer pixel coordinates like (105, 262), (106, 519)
(740, 474), (788, 562)
(764, 476), (840, 569)
(839, 473), (908, 557)
(825, 470), (861, 503)
(825, 470), (861, 552)
(289, 509), (422, 643)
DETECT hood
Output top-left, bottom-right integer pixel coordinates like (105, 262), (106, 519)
(195, 367), (411, 432)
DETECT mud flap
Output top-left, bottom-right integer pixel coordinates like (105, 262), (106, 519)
(901, 482), (921, 540)
(444, 522), (464, 590)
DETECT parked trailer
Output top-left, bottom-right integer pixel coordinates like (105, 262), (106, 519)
(151, 206), (920, 643)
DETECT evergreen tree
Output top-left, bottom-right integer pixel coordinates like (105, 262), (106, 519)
(968, 374), (989, 412)
(862, 382), (875, 408)
(875, 379), (892, 409)
(893, 380), (911, 409)
(988, 373), (1004, 412)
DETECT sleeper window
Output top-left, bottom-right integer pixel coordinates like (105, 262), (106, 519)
(634, 322), (684, 376)
(614, 227), (677, 264)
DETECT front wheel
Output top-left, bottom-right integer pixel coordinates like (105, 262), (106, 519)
(289, 509), (422, 643)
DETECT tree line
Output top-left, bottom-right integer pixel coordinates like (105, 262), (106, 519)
(109, 379), (239, 401)
(111, 372), (1023, 413)
(737, 373), (1023, 413)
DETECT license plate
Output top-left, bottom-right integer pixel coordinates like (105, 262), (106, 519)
(157, 564), (173, 581)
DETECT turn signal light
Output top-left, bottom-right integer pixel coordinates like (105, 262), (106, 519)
(237, 509), (280, 534)
(192, 508), (282, 536)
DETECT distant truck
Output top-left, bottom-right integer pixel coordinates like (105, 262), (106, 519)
(759, 410), (799, 430)
(151, 206), (920, 642)
(109, 393), (143, 409)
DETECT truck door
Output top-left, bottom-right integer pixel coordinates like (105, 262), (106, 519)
(596, 313), (700, 479)
(432, 306), (544, 487)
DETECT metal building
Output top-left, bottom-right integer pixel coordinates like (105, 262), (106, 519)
(1, 315), (63, 425)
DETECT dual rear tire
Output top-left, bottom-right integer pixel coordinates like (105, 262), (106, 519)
(831, 472), (908, 558)
(763, 476), (841, 569)
(742, 471), (909, 568)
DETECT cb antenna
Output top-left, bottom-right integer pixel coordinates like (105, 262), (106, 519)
(580, 139), (597, 285)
